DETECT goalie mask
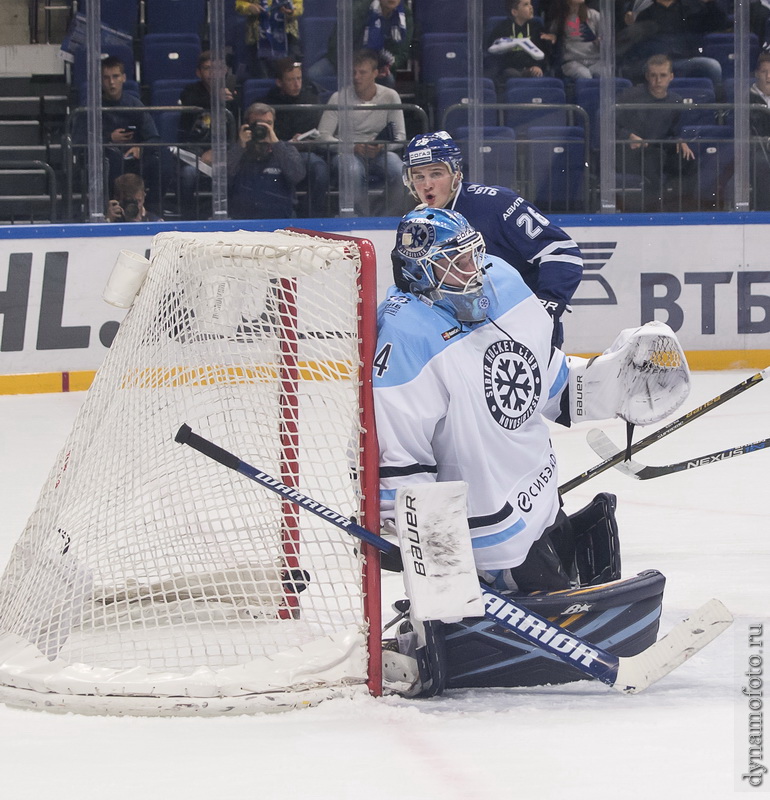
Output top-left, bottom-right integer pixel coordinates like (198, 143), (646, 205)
(402, 131), (464, 200)
(395, 208), (490, 323)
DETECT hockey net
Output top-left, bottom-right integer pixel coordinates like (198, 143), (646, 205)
(0, 229), (381, 715)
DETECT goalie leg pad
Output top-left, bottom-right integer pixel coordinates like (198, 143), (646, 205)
(437, 570), (665, 690)
(569, 492), (621, 585)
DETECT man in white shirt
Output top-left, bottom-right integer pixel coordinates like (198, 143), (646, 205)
(317, 48), (407, 215)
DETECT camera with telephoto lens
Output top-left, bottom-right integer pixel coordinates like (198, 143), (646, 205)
(118, 196), (140, 221)
(248, 122), (269, 142)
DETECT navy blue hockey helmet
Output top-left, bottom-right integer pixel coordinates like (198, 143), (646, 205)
(395, 208), (490, 323)
(402, 131), (464, 198)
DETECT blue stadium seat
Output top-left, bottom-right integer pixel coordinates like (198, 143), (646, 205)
(681, 125), (734, 210)
(701, 33), (760, 79)
(145, 0), (207, 35)
(151, 79), (198, 107)
(484, 16), (508, 43)
(307, 0), (337, 13)
(312, 74), (338, 102)
(142, 34), (201, 85)
(454, 126), (518, 189)
(73, 42), (137, 86)
(107, 0), (141, 36)
(483, 0), (509, 15)
(437, 78), (498, 134)
(414, 0), (468, 34)
(153, 109), (182, 145)
(670, 78), (717, 128)
(722, 78), (753, 108)
(528, 126), (587, 212)
(670, 77), (715, 93)
(76, 0), (139, 36)
(298, 16), (335, 71)
(241, 78), (276, 110)
(575, 77), (632, 150)
(225, 6), (249, 80)
(504, 77), (564, 94)
(419, 34), (469, 84)
(504, 82), (567, 136)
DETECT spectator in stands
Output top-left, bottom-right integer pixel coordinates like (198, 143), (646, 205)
(236, 0), (303, 78)
(616, 54), (696, 210)
(547, 0), (603, 79)
(308, 0), (414, 88)
(621, 0), (729, 85)
(317, 48), (407, 216)
(485, 0), (553, 87)
(264, 58), (330, 217)
(72, 57), (164, 216)
(106, 174), (163, 222)
(175, 51), (238, 219)
(228, 102), (305, 219)
(178, 51), (238, 145)
(750, 52), (770, 210)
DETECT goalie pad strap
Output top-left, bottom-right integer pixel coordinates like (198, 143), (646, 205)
(570, 493), (621, 585)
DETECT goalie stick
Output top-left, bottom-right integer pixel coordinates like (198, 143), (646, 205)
(586, 428), (770, 481)
(175, 423), (733, 695)
(559, 366), (769, 494)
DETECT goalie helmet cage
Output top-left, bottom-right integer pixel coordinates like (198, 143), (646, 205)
(0, 228), (382, 715)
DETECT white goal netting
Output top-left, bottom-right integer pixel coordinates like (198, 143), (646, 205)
(0, 230), (380, 715)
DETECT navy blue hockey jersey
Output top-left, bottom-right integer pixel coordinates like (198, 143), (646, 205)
(450, 182), (582, 304)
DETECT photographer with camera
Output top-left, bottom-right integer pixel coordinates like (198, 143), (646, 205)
(228, 102), (305, 219)
(106, 174), (163, 223)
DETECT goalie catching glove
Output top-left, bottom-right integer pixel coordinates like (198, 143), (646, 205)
(568, 320), (690, 425)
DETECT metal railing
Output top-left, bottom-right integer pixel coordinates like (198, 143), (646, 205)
(0, 159), (58, 222)
(62, 101), (429, 221)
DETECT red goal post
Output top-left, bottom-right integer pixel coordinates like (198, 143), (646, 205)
(288, 227), (382, 696)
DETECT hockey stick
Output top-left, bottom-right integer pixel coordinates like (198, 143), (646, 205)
(586, 428), (770, 481)
(175, 423), (733, 695)
(559, 366), (770, 494)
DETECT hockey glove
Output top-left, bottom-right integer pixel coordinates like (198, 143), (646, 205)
(538, 297), (569, 348)
(567, 320), (691, 425)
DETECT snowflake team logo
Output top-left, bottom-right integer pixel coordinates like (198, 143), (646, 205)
(398, 219), (436, 260)
(483, 340), (541, 430)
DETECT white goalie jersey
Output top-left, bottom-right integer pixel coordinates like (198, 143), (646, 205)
(374, 256), (570, 571)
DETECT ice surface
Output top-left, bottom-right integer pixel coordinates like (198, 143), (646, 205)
(0, 371), (766, 799)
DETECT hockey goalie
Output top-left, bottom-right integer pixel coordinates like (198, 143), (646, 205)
(375, 208), (692, 696)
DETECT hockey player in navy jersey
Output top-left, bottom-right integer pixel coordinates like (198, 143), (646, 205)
(401, 130), (581, 348)
(376, 207), (690, 594)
